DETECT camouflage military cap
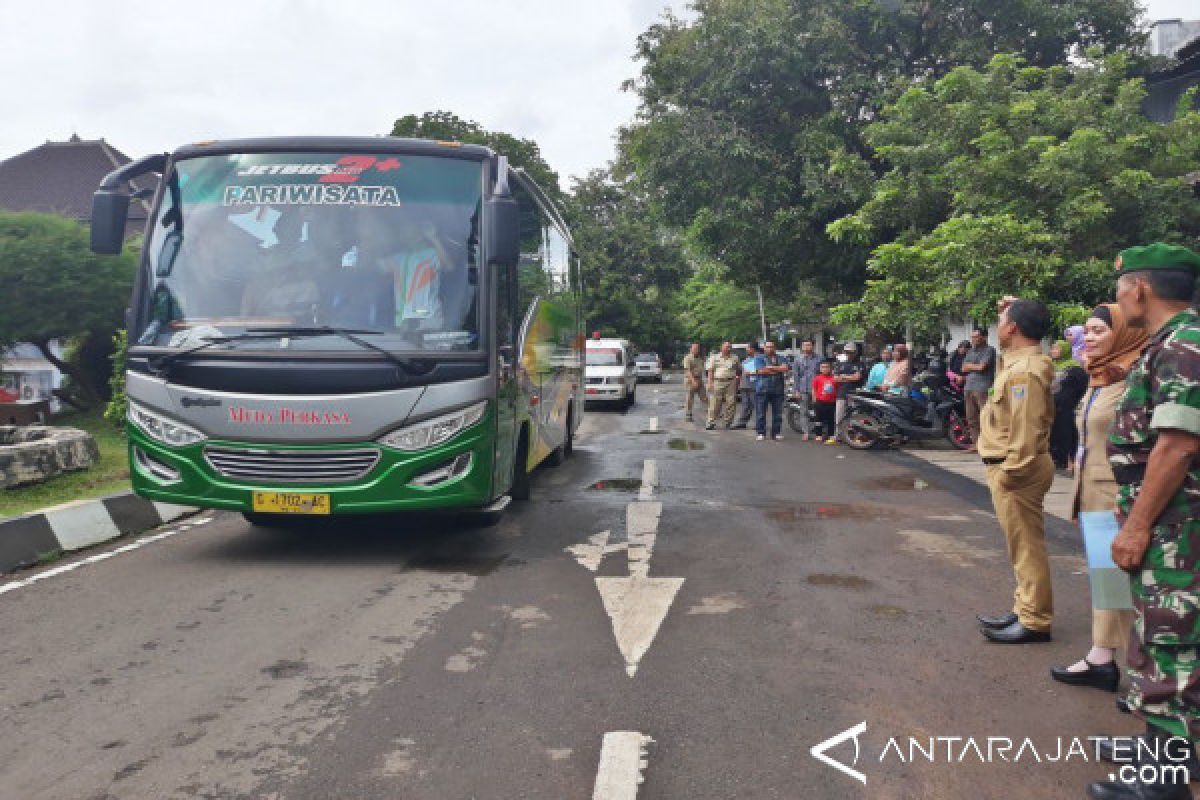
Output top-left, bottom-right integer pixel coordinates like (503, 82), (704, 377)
(1116, 243), (1200, 276)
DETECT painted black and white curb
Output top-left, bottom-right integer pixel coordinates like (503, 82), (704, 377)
(0, 493), (197, 573)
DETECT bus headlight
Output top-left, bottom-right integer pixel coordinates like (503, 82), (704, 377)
(128, 402), (207, 447)
(377, 401), (487, 452)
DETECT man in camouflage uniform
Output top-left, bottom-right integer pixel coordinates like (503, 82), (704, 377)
(1087, 243), (1200, 800)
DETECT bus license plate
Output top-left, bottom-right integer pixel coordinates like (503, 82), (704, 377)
(252, 491), (331, 515)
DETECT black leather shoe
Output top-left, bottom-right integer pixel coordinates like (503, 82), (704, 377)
(980, 620), (1051, 643)
(976, 611), (1018, 629)
(1050, 659), (1120, 691)
(1087, 774), (1193, 799)
(1118, 697), (1131, 714)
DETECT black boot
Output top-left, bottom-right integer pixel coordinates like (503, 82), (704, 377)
(1088, 729), (1196, 799)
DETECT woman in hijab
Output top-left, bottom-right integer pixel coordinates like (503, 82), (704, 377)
(1050, 304), (1148, 694)
(1048, 332), (1089, 472)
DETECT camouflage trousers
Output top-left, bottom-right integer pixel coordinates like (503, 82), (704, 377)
(1126, 521), (1200, 741)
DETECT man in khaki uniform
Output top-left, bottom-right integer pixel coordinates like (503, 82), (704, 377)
(976, 298), (1057, 644)
(681, 342), (708, 421)
(705, 341), (740, 430)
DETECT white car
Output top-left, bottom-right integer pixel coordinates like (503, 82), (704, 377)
(585, 338), (638, 407)
(634, 352), (663, 383)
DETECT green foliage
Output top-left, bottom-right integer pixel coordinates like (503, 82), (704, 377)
(564, 170), (691, 358)
(621, 0), (1144, 297)
(391, 110), (563, 200)
(104, 329), (128, 430)
(832, 55), (1200, 332)
(0, 212), (137, 406)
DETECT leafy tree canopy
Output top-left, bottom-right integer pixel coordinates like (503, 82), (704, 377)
(390, 110), (563, 201)
(620, 0), (1144, 297)
(830, 53), (1200, 336)
(0, 211), (138, 406)
(565, 169), (690, 358)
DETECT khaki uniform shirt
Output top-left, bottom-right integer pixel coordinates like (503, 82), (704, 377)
(707, 353), (739, 384)
(682, 353), (704, 384)
(977, 345), (1054, 481)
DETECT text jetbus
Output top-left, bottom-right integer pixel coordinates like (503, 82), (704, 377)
(90, 137), (583, 523)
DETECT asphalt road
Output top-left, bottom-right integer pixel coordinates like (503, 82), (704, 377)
(1, 378), (1148, 799)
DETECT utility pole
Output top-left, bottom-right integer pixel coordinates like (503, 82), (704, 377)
(756, 285), (768, 344)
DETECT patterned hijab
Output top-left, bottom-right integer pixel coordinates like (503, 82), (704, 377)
(1086, 304), (1148, 388)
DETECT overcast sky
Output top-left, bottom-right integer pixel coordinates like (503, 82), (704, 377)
(0, 0), (1192, 190)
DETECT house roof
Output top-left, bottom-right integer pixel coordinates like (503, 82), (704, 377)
(0, 135), (156, 222)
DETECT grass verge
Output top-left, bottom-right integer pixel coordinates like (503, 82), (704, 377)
(0, 410), (130, 519)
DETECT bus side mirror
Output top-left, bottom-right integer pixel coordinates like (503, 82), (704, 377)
(90, 190), (130, 254)
(485, 196), (520, 267)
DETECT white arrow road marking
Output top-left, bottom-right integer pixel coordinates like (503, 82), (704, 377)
(596, 576), (685, 677)
(592, 731), (653, 800)
(567, 530), (612, 573)
(566, 458), (682, 677)
(625, 502), (662, 578)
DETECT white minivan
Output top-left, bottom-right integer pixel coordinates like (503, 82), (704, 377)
(585, 338), (638, 407)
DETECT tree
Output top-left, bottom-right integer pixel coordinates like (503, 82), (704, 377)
(564, 169), (690, 357)
(0, 212), (138, 408)
(829, 53), (1200, 334)
(391, 110), (563, 201)
(620, 0), (1144, 297)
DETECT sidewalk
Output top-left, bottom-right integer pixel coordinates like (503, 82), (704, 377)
(905, 448), (1075, 520)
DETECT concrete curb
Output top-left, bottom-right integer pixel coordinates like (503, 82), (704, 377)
(0, 492), (197, 573)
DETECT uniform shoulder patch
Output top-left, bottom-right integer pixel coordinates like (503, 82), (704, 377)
(1011, 384), (1027, 401)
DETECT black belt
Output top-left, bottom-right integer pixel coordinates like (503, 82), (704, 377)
(982, 457), (1004, 466)
(1112, 463), (1147, 485)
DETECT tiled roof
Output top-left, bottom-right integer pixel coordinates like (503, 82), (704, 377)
(0, 135), (156, 222)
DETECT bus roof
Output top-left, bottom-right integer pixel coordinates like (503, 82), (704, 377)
(170, 136), (495, 162)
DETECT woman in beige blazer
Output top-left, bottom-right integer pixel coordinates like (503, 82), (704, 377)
(1050, 303), (1147, 693)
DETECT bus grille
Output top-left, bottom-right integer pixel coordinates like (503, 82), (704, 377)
(204, 446), (380, 483)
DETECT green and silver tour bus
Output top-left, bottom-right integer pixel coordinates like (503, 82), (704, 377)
(90, 138), (583, 523)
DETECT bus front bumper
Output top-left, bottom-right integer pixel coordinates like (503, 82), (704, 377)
(126, 426), (497, 515)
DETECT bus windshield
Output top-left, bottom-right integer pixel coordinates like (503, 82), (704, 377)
(137, 152), (483, 354)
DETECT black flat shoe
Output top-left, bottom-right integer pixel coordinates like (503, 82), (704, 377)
(980, 620), (1051, 643)
(1087, 779), (1193, 799)
(976, 611), (1018, 629)
(1050, 659), (1120, 691)
(1117, 697), (1131, 714)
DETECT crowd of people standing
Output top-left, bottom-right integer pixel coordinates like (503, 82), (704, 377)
(678, 242), (1200, 799)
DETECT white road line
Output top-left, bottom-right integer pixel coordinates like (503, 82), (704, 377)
(644, 416), (659, 434)
(625, 502), (663, 579)
(592, 731), (653, 800)
(0, 516), (213, 597)
(638, 459), (658, 501)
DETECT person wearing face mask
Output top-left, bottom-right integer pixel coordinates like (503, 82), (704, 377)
(833, 343), (864, 441)
(1050, 305), (1146, 696)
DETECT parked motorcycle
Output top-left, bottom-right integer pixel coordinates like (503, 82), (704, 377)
(837, 366), (972, 451)
(785, 394), (816, 435)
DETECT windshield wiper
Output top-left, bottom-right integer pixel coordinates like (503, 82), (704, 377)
(146, 331), (279, 377)
(245, 326), (423, 371)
